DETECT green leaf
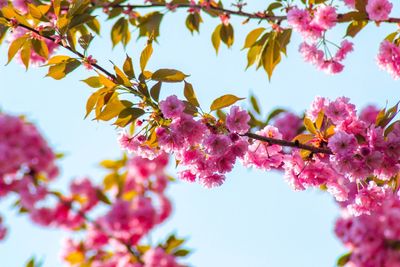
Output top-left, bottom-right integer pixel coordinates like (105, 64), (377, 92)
(123, 55), (135, 79)
(81, 76), (102, 88)
(210, 94), (245, 111)
(150, 81), (162, 102)
(20, 42), (31, 70)
(220, 23), (234, 48)
(304, 117), (317, 134)
(140, 41), (153, 71)
(262, 36), (281, 80)
(69, 14), (95, 30)
(111, 17), (130, 47)
(152, 69), (189, 83)
(78, 33), (94, 50)
(243, 27), (265, 49)
(250, 94), (260, 114)
(96, 189), (111, 205)
(174, 249), (190, 257)
(345, 20), (368, 38)
(184, 81), (199, 107)
(96, 95), (127, 121)
(113, 107), (145, 127)
(245, 32), (269, 69)
(276, 29), (292, 55)
(46, 58), (81, 80)
(266, 108), (286, 123)
(211, 24), (222, 54)
(31, 39), (49, 59)
(137, 11), (164, 39)
(337, 252), (352, 266)
(114, 65), (132, 87)
(185, 13), (202, 33)
(385, 32), (399, 42)
(7, 36), (28, 64)
(87, 18), (101, 34)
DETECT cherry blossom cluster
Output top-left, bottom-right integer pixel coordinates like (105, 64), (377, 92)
(285, 97), (399, 216)
(120, 95), (400, 218)
(59, 153), (184, 267)
(120, 96), (250, 188)
(335, 192), (400, 267)
(0, 111), (186, 265)
(287, 5), (354, 74)
(0, 113), (59, 239)
(377, 40), (400, 80)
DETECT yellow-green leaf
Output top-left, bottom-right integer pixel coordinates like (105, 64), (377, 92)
(123, 55), (135, 79)
(152, 69), (188, 83)
(304, 117), (317, 134)
(140, 41), (153, 71)
(210, 94), (245, 111)
(220, 23), (234, 48)
(114, 65), (132, 87)
(184, 81), (199, 107)
(211, 24), (222, 54)
(243, 27), (265, 49)
(150, 81), (162, 102)
(81, 76), (102, 88)
(7, 36), (27, 64)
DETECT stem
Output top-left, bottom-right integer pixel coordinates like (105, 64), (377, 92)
(109, 3), (400, 24)
(113, 3), (286, 22)
(10, 19), (116, 79)
(244, 132), (333, 155)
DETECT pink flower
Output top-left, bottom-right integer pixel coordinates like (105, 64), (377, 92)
(287, 7), (311, 31)
(366, 0), (393, 21)
(360, 105), (379, 124)
(203, 134), (231, 156)
(377, 40), (400, 79)
(70, 178), (99, 211)
(200, 173), (226, 188)
(312, 5), (337, 30)
(272, 112), (302, 140)
(225, 106), (250, 134)
(243, 126), (284, 171)
(334, 40), (354, 61)
(299, 42), (324, 66)
(159, 95), (185, 119)
(328, 131), (358, 156)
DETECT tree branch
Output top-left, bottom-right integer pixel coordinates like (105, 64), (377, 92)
(244, 132), (333, 155)
(110, 3), (400, 24)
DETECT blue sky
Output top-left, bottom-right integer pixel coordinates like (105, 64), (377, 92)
(0, 1), (400, 266)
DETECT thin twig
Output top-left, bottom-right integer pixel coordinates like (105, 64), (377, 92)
(244, 132), (333, 155)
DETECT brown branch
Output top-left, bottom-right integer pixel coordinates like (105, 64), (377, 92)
(111, 3), (400, 24)
(5, 18), (118, 80)
(244, 132), (333, 155)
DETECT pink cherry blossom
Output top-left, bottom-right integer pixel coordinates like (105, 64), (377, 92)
(159, 95), (186, 119)
(366, 0), (393, 21)
(312, 5), (337, 30)
(377, 40), (400, 79)
(226, 106), (250, 134)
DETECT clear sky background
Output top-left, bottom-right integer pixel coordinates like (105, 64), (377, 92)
(0, 1), (399, 267)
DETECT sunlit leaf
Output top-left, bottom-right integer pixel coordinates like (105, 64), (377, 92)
(210, 94), (244, 111)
